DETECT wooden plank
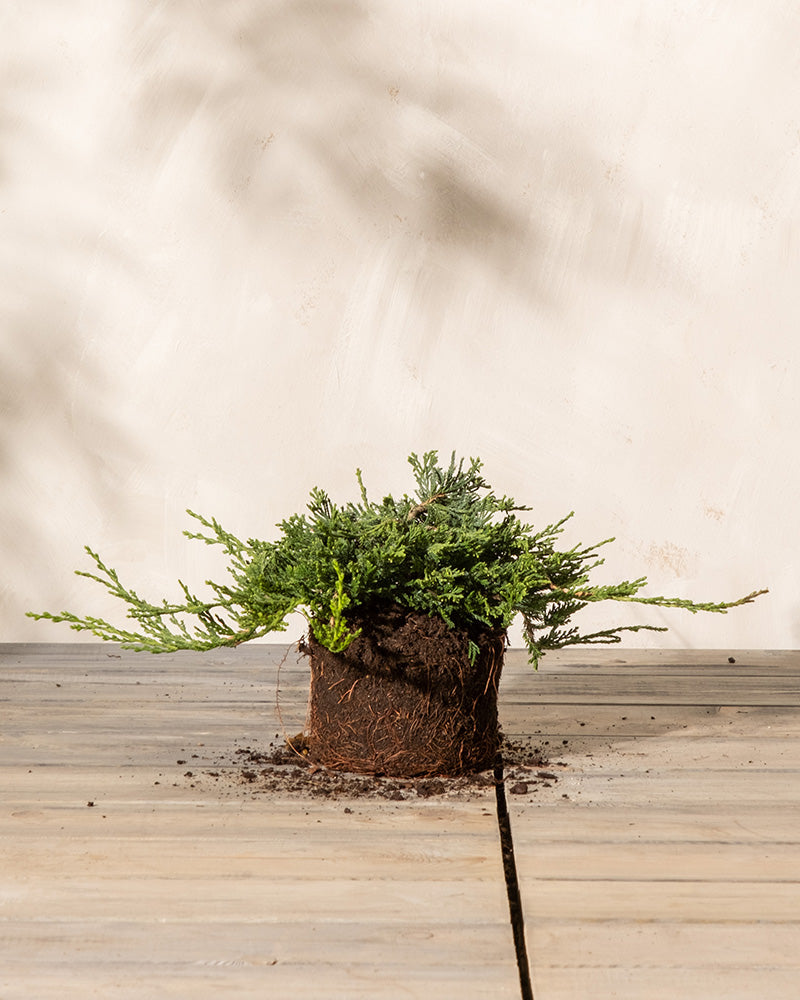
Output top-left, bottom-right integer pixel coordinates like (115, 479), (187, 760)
(14, 760), (800, 809)
(501, 678), (800, 705)
(0, 799), (518, 998)
(527, 923), (800, 1000)
(515, 878), (800, 922)
(511, 770), (800, 808)
(499, 649), (800, 708)
(6, 643), (800, 997)
(529, 967), (800, 1000)
(497, 802), (800, 843)
(502, 703), (800, 737)
(14, 963), (798, 1000)
(499, 657), (800, 714)
(505, 648), (799, 669)
(503, 650), (800, 996)
(513, 841), (800, 880)
(0, 644), (308, 774)
(2, 643), (795, 670)
(0, 963), (518, 1000)
(1, 644), (518, 999)
(0, 642), (296, 665)
(531, 921), (800, 964)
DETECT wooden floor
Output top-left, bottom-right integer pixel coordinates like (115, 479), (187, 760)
(2, 644), (799, 999)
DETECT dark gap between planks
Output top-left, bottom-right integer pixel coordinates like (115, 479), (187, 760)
(494, 753), (535, 1000)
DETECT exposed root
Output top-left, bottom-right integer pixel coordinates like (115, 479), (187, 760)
(303, 604), (506, 776)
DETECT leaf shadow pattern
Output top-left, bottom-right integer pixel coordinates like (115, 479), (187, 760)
(0, 40), (139, 637)
(3, 2), (682, 637)
(123, 0), (670, 314)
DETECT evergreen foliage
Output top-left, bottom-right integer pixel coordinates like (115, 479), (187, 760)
(29, 451), (767, 667)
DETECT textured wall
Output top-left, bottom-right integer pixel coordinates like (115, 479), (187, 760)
(4, 1), (798, 648)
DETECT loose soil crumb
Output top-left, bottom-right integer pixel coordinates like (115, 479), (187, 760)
(182, 733), (563, 802)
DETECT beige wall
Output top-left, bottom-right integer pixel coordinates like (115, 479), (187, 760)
(4, 1), (798, 649)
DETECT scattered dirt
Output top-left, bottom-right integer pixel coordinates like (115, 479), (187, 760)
(168, 607), (574, 801)
(180, 733), (566, 802)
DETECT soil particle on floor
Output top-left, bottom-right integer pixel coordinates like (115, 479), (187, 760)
(182, 733), (561, 802)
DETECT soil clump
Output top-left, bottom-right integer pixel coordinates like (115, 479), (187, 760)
(305, 603), (506, 776)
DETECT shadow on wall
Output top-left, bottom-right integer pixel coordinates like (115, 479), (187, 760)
(3, 2), (675, 636)
(0, 54), (138, 636)
(125, 0), (667, 312)
(0, 286), (138, 634)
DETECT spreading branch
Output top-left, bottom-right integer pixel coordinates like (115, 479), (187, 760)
(29, 451), (768, 665)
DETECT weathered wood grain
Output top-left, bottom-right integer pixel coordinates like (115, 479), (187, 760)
(500, 649), (800, 999)
(1, 644), (517, 1000)
(4, 644), (800, 999)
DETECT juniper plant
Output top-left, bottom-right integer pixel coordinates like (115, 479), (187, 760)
(29, 451), (766, 666)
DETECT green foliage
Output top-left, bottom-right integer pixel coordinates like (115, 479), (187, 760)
(29, 451), (767, 665)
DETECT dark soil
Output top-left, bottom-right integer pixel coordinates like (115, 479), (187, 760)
(171, 605), (570, 800)
(305, 603), (506, 776)
(181, 733), (565, 802)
